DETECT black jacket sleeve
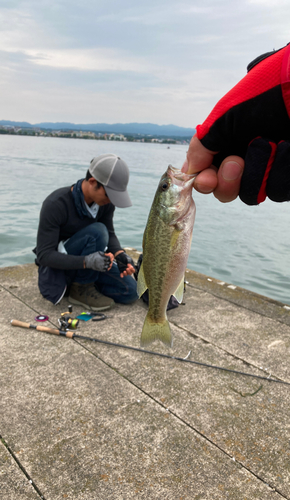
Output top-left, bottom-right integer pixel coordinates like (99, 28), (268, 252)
(36, 193), (84, 270)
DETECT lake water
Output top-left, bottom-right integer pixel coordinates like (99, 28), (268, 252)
(1, 134), (290, 305)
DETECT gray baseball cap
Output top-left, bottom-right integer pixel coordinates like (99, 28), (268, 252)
(89, 154), (132, 208)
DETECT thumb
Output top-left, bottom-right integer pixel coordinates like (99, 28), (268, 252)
(182, 135), (217, 175)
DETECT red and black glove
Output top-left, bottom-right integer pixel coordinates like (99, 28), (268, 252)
(196, 43), (290, 205)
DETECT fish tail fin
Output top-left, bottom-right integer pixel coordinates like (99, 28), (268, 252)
(140, 314), (172, 348)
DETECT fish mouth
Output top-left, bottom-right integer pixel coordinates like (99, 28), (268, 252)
(167, 165), (199, 186)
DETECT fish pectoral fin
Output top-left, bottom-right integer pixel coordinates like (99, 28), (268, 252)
(173, 276), (184, 304)
(174, 221), (185, 231)
(140, 313), (172, 348)
(137, 262), (148, 298)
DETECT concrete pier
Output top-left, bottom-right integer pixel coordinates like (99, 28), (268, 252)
(1, 249), (290, 499)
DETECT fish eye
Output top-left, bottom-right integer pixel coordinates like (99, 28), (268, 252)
(160, 181), (169, 191)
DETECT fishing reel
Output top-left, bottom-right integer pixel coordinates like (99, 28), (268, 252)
(58, 306), (79, 331)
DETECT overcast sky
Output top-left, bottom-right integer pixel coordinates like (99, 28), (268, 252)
(1, 0), (289, 127)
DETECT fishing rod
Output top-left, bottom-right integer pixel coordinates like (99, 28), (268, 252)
(11, 319), (290, 386)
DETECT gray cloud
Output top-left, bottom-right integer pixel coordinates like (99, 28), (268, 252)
(0, 0), (289, 126)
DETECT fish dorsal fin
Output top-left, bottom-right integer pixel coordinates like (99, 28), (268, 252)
(173, 276), (184, 304)
(137, 262), (148, 298)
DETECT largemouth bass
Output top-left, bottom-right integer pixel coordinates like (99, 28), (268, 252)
(137, 165), (196, 347)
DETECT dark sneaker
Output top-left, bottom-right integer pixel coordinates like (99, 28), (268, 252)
(68, 282), (114, 311)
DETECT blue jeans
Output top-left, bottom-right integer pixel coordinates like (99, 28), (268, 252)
(64, 222), (138, 304)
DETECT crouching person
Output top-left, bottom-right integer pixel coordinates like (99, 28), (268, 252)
(34, 154), (138, 311)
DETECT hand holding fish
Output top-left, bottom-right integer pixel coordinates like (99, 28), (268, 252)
(183, 137), (244, 203)
(183, 43), (290, 205)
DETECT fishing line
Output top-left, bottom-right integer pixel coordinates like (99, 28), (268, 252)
(11, 319), (290, 386)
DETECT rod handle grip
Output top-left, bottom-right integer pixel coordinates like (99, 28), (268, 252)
(11, 319), (61, 336)
(11, 319), (31, 328)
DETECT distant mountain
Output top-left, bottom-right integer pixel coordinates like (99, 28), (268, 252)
(1, 120), (33, 128)
(0, 120), (196, 137)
